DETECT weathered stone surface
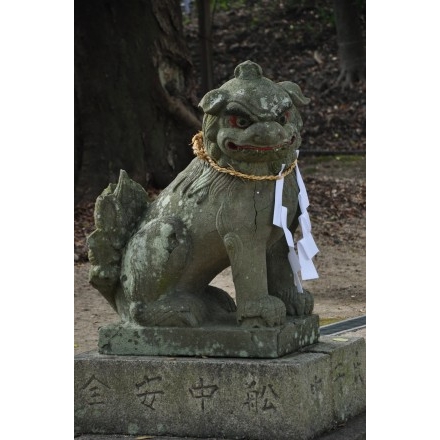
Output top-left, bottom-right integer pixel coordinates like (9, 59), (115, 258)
(306, 335), (366, 422)
(98, 315), (319, 358)
(74, 337), (366, 440)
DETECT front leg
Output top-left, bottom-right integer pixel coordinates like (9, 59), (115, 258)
(267, 237), (314, 316)
(223, 232), (286, 327)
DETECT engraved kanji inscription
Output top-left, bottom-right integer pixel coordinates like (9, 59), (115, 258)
(243, 380), (279, 413)
(81, 375), (110, 406)
(135, 375), (164, 410)
(189, 377), (219, 411)
(310, 375), (323, 395)
(333, 362), (346, 382)
(353, 359), (365, 385)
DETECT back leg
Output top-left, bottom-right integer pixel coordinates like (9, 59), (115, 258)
(121, 216), (191, 305)
(129, 292), (208, 327)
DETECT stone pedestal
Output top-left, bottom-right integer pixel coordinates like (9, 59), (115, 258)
(74, 336), (366, 440)
(98, 315), (319, 358)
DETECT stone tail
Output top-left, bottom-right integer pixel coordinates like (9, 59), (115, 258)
(86, 170), (150, 311)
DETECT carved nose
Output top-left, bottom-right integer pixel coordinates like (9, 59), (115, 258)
(250, 122), (284, 145)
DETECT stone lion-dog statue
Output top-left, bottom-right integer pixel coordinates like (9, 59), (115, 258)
(87, 60), (315, 328)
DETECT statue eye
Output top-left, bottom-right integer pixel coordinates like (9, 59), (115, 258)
(229, 115), (251, 129)
(277, 111), (290, 125)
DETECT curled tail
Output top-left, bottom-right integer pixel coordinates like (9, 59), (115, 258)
(87, 170), (150, 311)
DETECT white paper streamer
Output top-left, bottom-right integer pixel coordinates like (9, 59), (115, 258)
(272, 164), (285, 227)
(295, 158), (319, 280)
(272, 155), (319, 293)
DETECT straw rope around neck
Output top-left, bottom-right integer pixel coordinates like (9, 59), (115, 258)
(191, 131), (297, 181)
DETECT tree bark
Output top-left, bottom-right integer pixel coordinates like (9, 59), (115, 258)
(75, 0), (201, 205)
(332, 0), (365, 88)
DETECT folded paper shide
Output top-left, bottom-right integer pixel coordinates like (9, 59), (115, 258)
(87, 60), (319, 331)
(272, 157), (319, 295)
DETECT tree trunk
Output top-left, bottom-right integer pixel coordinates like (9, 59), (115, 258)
(75, 0), (202, 205)
(332, 0), (365, 88)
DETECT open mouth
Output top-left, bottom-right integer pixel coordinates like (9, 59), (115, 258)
(226, 136), (296, 152)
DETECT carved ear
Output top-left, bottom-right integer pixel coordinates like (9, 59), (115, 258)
(198, 89), (229, 115)
(278, 81), (310, 106)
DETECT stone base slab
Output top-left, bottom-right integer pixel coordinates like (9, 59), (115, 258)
(98, 315), (320, 358)
(75, 336), (366, 440)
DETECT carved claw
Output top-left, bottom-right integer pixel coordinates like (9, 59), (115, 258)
(278, 287), (314, 316)
(237, 296), (286, 328)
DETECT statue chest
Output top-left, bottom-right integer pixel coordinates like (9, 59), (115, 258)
(216, 177), (299, 241)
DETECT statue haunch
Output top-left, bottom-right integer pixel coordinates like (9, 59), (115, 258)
(87, 60), (314, 328)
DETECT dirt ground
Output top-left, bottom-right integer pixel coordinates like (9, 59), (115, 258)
(74, 156), (366, 355)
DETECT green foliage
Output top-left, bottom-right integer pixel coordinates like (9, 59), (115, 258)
(315, 3), (335, 27)
(213, 0), (247, 11)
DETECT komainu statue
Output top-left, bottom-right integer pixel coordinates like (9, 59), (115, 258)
(87, 60), (317, 329)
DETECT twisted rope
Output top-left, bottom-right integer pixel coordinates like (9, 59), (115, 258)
(191, 131), (297, 181)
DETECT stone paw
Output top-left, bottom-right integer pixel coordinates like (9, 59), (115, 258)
(237, 296), (286, 328)
(278, 287), (314, 316)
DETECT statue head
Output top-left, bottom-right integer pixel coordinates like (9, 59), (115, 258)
(198, 60), (310, 172)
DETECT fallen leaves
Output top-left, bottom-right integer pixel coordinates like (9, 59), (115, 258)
(184, 1), (365, 154)
(306, 176), (366, 221)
